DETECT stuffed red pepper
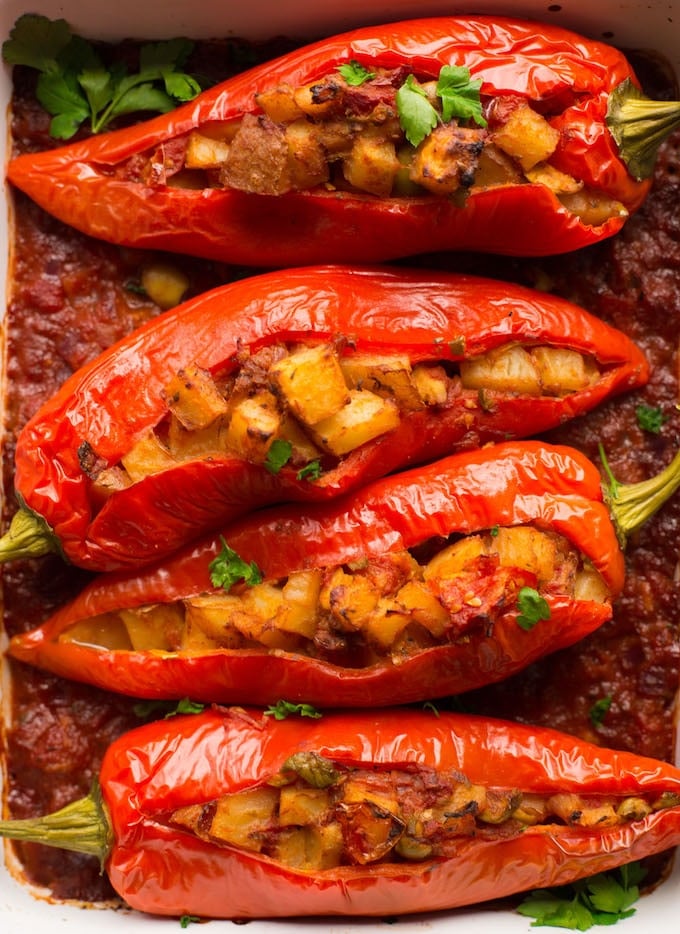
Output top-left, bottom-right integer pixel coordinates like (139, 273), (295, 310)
(7, 16), (680, 264)
(2, 706), (680, 919)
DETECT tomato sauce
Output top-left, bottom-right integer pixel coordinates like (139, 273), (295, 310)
(2, 38), (680, 902)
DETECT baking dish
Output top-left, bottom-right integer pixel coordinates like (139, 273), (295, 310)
(1, 0), (679, 930)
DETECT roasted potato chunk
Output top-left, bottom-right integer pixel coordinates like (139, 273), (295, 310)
(270, 343), (350, 426)
(312, 389), (400, 455)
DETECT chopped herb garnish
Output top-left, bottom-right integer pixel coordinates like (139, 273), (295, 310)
(516, 586), (551, 631)
(436, 65), (487, 127)
(635, 404), (667, 434)
(489, 525), (500, 537)
(209, 537), (263, 591)
(517, 862), (646, 929)
(337, 59), (375, 86)
(264, 438), (293, 474)
(2, 13), (201, 139)
(589, 695), (613, 729)
(265, 700), (322, 720)
(132, 698), (205, 719)
(396, 65), (486, 147)
(422, 701), (440, 717)
(397, 74), (439, 147)
(297, 459), (323, 481)
(179, 915), (201, 929)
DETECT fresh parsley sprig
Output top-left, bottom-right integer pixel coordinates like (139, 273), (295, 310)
(517, 862), (646, 929)
(516, 586), (551, 631)
(2, 13), (201, 139)
(265, 700), (322, 720)
(397, 65), (487, 147)
(338, 60), (375, 86)
(209, 537), (263, 591)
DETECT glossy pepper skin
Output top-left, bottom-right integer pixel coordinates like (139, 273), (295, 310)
(9, 441), (625, 706)
(3, 265), (648, 572)
(32, 707), (680, 918)
(6, 16), (651, 264)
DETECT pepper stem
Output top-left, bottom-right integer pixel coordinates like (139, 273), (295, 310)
(0, 783), (111, 866)
(604, 447), (680, 544)
(607, 78), (680, 181)
(0, 507), (60, 562)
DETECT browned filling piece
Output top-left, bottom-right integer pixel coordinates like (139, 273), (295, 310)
(115, 67), (628, 226)
(81, 340), (601, 496)
(167, 752), (679, 871)
(58, 525), (609, 663)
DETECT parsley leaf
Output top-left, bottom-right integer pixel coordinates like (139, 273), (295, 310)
(265, 700), (322, 720)
(2, 13), (200, 139)
(209, 537), (263, 591)
(517, 864), (645, 930)
(297, 459), (323, 481)
(397, 74), (439, 146)
(337, 60), (375, 86)
(132, 697), (205, 719)
(589, 695), (613, 729)
(264, 439), (293, 474)
(516, 586), (551, 631)
(635, 404), (667, 434)
(437, 65), (487, 127)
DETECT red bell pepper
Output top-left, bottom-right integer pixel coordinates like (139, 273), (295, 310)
(2, 705), (680, 919)
(0, 265), (648, 572)
(7, 17), (679, 265)
(13, 439), (680, 708)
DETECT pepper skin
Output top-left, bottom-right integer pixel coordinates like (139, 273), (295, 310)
(3, 706), (680, 919)
(8, 441), (629, 706)
(0, 265), (648, 572)
(5, 16), (662, 264)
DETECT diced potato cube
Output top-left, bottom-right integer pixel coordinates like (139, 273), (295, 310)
(164, 364), (229, 431)
(339, 353), (423, 410)
(573, 566), (610, 604)
(285, 119), (330, 189)
(559, 189), (628, 226)
(492, 526), (557, 584)
(166, 414), (228, 460)
(224, 390), (282, 463)
(394, 580), (450, 637)
(293, 80), (342, 118)
(478, 788), (521, 824)
(278, 785), (330, 826)
(531, 347), (599, 395)
(274, 823), (344, 870)
(361, 602), (412, 650)
(312, 389), (400, 456)
(90, 465), (132, 499)
(525, 162), (582, 194)
(320, 567), (380, 631)
(411, 364), (449, 405)
(278, 413), (322, 463)
(460, 344), (542, 395)
(119, 604), (184, 652)
(185, 131), (231, 169)
(239, 583), (303, 650)
(121, 430), (178, 482)
(423, 536), (487, 582)
(341, 778), (399, 816)
(276, 570), (322, 638)
(183, 593), (247, 647)
(269, 344), (350, 426)
(493, 101), (560, 171)
(209, 787), (279, 850)
(471, 143), (523, 189)
(343, 131), (400, 197)
(547, 793), (618, 828)
(140, 261), (190, 310)
(60, 614), (133, 651)
(256, 84), (305, 123)
(512, 793), (551, 825)
(410, 124), (485, 195)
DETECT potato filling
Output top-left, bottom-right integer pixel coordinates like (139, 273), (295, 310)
(81, 340), (601, 493)
(58, 525), (610, 663)
(167, 752), (679, 871)
(119, 67), (628, 226)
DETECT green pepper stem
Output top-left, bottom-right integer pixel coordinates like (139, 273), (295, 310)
(0, 783), (111, 866)
(607, 448), (680, 543)
(607, 78), (680, 181)
(0, 507), (59, 562)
